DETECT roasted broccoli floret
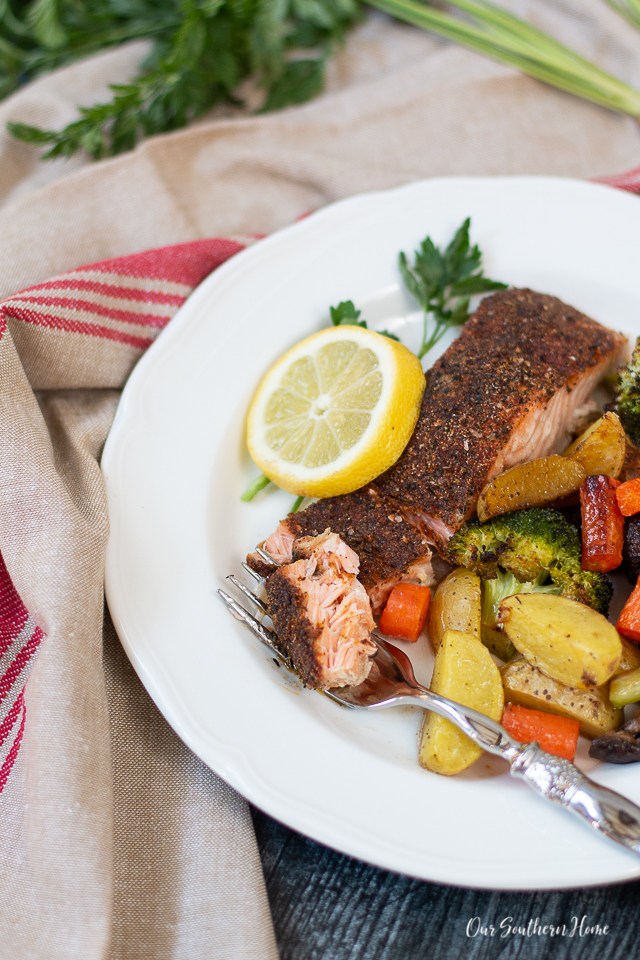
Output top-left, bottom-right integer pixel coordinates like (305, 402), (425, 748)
(448, 508), (613, 614)
(481, 569), (560, 631)
(615, 336), (640, 445)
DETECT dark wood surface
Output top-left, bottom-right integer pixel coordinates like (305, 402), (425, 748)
(253, 808), (640, 960)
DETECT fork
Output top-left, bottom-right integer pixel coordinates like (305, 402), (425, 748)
(219, 552), (640, 859)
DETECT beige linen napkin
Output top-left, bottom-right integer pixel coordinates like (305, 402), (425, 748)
(0, 5), (638, 959)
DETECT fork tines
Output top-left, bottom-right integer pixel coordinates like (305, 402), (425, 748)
(218, 549), (292, 668)
(226, 574), (268, 613)
(254, 545), (279, 566)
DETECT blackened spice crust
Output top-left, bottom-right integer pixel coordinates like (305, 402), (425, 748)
(265, 569), (321, 688)
(284, 486), (430, 594)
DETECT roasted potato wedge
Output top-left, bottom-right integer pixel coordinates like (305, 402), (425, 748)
(419, 629), (503, 775)
(476, 455), (586, 523)
(563, 411), (625, 479)
(428, 568), (481, 652)
(498, 593), (621, 689)
(616, 636), (640, 675)
(501, 657), (622, 738)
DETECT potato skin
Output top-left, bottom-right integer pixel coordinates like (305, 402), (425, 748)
(501, 657), (622, 738)
(419, 629), (503, 776)
(617, 637), (640, 675)
(498, 593), (621, 689)
(477, 455), (586, 522)
(564, 412), (626, 479)
(428, 568), (481, 652)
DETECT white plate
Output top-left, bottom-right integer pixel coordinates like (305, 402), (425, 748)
(103, 177), (640, 890)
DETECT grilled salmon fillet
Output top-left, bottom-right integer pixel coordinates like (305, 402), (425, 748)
(257, 486), (439, 615)
(265, 530), (376, 689)
(374, 288), (627, 543)
(253, 288), (626, 614)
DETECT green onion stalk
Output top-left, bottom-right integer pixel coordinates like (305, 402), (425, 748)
(603, 0), (640, 30)
(367, 0), (640, 118)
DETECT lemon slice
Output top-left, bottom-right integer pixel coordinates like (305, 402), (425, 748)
(246, 325), (425, 498)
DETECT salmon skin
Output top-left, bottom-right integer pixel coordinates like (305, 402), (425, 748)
(253, 288), (627, 611)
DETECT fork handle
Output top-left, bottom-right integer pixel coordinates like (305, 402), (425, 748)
(509, 742), (640, 856)
(405, 691), (640, 857)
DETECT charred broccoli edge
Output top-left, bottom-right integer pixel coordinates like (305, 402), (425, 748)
(615, 336), (640, 446)
(447, 507), (612, 615)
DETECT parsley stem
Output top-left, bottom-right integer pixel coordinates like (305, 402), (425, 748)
(291, 495), (305, 513)
(418, 317), (448, 359)
(241, 473), (271, 502)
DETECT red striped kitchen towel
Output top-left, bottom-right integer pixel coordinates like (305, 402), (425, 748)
(0, 235), (250, 789)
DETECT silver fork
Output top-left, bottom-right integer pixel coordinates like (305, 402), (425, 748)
(219, 554), (640, 859)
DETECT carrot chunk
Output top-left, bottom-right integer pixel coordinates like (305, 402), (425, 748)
(501, 703), (579, 761)
(616, 477), (640, 517)
(379, 583), (431, 642)
(579, 474), (624, 572)
(617, 577), (640, 643)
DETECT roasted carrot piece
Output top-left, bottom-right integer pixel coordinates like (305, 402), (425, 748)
(616, 477), (640, 517)
(617, 577), (640, 643)
(579, 475), (624, 573)
(379, 583), (431, 642)
(501, 703), (580, 760)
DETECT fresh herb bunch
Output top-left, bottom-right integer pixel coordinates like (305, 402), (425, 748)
(4, 0), (640, 162)
(399, 217), (506, 359)
(4, 0), (361, 158)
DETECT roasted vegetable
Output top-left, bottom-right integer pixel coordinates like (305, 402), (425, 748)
(476, 455), (586, 523)
(419, 629), (503, 776)
(428, 568), (481, 652)
(379, 583), (431, 642)
(617, 636), (640, 674)
(623, 515), (640, 582)
(563, 411), (626, 479)
(616, 477), (640, 517)
(616, 576), (640, 642)
(498, 593), (621, 690)
(589, 716), (640, 764)
(501, 703), (579, 760)
(610, 667), (640, 708)
(501, 657), (622, 738)
(614, 336), (640, 446)
(448, 508), (613, 614)
(579, 475), (624, 573)
(480, 570), (560, 662)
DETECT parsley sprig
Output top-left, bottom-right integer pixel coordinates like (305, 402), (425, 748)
(399, 217), (506, 359)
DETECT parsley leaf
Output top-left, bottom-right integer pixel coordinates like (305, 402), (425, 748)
(330, 300), (366, 328)
(329, 299), (399, 341)
(399, 217), (506, 359)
